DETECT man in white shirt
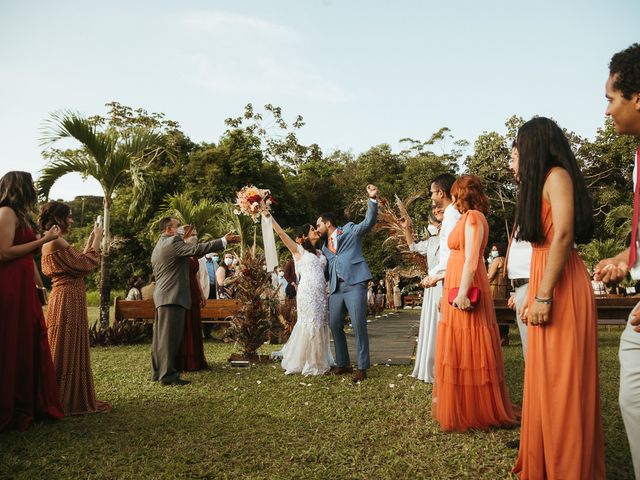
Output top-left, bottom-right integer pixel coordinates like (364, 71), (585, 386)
(594, 43), (640, 479)
(423, 173), (460, 287)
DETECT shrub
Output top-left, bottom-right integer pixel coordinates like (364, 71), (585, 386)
(89, 320), (151, 346)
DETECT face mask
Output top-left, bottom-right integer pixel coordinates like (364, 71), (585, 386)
(212, 256), (219, 262)
(491, 250), (499, 258)
(185, 236), (197, 244)
(176, 226), (185, 236)
(427, 224), (439, 236)
(278, 272), (285, 278)
(224, 258), (233, 266)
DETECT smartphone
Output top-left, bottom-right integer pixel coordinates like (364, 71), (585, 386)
(96, 215), (103, 228)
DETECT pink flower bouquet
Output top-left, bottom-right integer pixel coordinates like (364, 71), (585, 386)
(234, 186), (275, 222)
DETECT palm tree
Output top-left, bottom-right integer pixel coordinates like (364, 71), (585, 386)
(154, 193), (259, 257)
(39, 110), (166, 327)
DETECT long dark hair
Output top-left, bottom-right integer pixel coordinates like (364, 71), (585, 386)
(514, 117), (593, 244)
(38, 201), (71, 233)
(296, 223), (316, 254)
(0, 171), (38, 229)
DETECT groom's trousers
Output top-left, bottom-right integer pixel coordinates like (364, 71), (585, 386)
(329, 280), (370, 370)
(620, 302), (640, 479)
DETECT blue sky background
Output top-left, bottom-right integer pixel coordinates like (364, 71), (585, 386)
(1, 0), (638, 199)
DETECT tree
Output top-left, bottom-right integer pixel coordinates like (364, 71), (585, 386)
(39, 110), (167, 327)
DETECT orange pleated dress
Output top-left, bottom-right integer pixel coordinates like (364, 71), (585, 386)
(42, 246), (112, 416)
(433, 209), (517, 431)
(513, 197), (605, 479)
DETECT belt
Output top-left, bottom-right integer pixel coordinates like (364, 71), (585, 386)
(511, 278), (529, 288)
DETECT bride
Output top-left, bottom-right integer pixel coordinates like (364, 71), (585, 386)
(263, 212), (334, 376)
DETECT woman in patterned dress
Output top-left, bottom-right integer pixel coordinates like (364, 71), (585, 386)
(0, 171), (64, 432)
(40, 201), (112, 416)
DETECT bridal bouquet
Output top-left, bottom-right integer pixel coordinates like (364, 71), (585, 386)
(234, 186), (275, 223)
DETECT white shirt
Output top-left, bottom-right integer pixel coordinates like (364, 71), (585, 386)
(630, 149), (640, 280)
(431, 203), (462, 276)
(507, 237), (533, 280)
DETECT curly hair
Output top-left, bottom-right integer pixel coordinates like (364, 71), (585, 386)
(38, 201), (71, 233)
(451, 174), (489, 214)
(0, 171), (38, 228)
(609, 43), (640, 99)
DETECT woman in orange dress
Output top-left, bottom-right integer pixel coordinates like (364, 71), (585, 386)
(40, 201), (112, 416)
(433, 174), (517, 432)
(175, 225), (208, 372)
(511, 117), (605, 479)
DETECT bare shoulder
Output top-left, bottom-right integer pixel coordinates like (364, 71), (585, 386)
(0, 206), (18, 223)
(544, 167), (573, 200)
(42, 237), (68, 255)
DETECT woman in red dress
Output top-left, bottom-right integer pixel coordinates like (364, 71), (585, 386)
(0, 171), (64, 432)
(175, 225), (208, 371)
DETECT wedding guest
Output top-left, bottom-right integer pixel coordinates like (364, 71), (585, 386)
(402, 206), (443, 383)
(392, 277), (402, 309)
(216, 252), (238, 299)
(432, 174), (517, 432)
(151, 217), (238, 386)
(276, 266), (288, 302)
(505, 146), (532, 359)
(39, 201), (112, 416)
(126, 275), (144, 300)
(141, 274), (155, 301)
(175, 225), (208, 372)
(202, 253), (218, 339)
(367, 281), (375, 312)
(511, 117), (605, 479)
(487, 243), (510, 345)
(283, 257), (297, 299)
(0, 172), (64, 431)
(594, 43), (640, 479)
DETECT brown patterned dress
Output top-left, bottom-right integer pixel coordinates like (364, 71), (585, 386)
(41, 246), (112, 415)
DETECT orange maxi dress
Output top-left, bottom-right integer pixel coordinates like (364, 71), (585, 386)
(513, 197), (605, 479)
(42, 246), (112, 416)
(433, 209), (517, 431)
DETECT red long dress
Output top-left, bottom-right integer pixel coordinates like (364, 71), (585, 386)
(432, 209), (517, 431)
(0, 226), (64, 432)
(175, 257), (208, 371)
(513, 195), (605, 479)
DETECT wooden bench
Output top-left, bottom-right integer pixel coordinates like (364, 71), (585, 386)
(494, 296), (638, 327)
(403, 294), (422, 307)
(114, 298), (242, 325)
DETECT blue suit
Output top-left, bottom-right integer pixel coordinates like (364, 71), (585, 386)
(323, 199), (378, 370)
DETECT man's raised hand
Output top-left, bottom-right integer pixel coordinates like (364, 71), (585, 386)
(224, 232), (241, 244)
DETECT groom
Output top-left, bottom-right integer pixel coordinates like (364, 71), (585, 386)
(317, 184), (378, 382)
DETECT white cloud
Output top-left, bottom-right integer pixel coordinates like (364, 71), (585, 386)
(174, 10), (351, 103)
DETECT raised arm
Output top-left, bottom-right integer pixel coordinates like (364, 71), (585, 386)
(263, 213), (301, 260)
(0, 207), (60, 262)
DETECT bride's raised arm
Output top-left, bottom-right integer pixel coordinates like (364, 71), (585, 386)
(262, 212), (301, 261)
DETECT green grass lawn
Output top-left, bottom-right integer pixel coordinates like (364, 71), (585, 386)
(0, 328), (634, 479)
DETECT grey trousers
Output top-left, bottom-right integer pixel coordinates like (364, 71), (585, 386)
(513, 283), (529, 359)
(151, 304), (186, 383)
(329, 281), (370, 370)
(620, 301), (640, 479)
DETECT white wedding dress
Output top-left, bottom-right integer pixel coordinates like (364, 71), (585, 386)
(277, 246), (334, 376)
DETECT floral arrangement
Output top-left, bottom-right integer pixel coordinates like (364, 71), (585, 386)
(234, 185), (275, 223)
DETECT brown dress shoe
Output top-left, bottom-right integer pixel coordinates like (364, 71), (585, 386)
(352, 369), (367, 382)
(328, 366), (354, 375)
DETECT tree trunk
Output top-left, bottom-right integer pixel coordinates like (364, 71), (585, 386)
(99, 198), (112, 328)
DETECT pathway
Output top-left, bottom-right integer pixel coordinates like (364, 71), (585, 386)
(331, 308), (420, 366)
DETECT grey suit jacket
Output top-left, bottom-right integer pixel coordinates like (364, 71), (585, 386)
(322, 199), (378, 294)
(151, 235), (226, 310)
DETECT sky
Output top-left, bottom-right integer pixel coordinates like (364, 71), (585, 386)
(1, 0), (638, 200)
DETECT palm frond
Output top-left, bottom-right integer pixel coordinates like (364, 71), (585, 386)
(38, 151), (101, 198)
(40, 111), (113, 164)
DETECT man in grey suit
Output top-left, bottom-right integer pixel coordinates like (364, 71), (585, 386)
(151, 217), (239, 385)
(316, 184), (378, 382)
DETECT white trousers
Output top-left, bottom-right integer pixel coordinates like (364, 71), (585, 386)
(620, 301), (640, 479)
(513, 283), (529, 359)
